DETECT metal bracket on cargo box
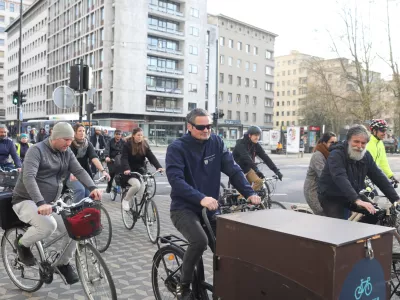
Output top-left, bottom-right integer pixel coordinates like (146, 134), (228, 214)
(365, 239), (374, 260)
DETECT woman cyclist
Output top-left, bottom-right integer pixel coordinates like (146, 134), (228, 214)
(121, 127), (163, 211)
(67, 123), (110, 202)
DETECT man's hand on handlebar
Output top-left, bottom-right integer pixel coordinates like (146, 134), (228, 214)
(38, 204), (53, 216)
(157, 168), (164, 174)
(89, 189), (102, 201)
(355, 199), (376, 215)
(17, 168), (21, 172)
(275, 170), (283, 181)
(247, 194), (261, 205)
(124, 170), (131, 175)
(105, 157), (111, 163)
(200, 197), (219, 211)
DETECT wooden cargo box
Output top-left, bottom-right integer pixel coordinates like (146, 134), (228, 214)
(214, 209), (394, 300)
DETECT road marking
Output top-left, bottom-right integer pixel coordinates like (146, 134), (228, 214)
(272, 194), (288, 196)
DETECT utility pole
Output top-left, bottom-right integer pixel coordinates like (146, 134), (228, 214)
(215, 39), (219, 134)
(16, 0), (23, 135)
(79, 58), (84, 122)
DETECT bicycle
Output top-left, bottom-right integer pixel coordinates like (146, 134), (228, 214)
(120, 170), (162, 243)
(151, 199), (263, 299)
(61, 179), (112, 253)
(1, 197), (117, 299)
(354, 277), (372, 299)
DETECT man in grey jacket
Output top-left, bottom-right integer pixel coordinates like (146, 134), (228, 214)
(12, 122), (102, 285)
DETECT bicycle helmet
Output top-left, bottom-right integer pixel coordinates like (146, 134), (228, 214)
(369, 119), (388, 132)
(247, 126), (262, 135)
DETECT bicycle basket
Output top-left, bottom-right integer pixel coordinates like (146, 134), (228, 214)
(61, 201), (102, 241)
(0, 172), (18, 188)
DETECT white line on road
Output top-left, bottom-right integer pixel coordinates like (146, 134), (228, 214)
(272, 194), (288, 196)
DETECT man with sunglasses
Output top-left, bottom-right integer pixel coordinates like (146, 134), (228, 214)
(166, 108), (261, 300)
(104, 129), (125, 193)
(366, 119), (398, 184)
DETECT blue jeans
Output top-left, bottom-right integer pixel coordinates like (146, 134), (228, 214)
(66, 179), (90, 203)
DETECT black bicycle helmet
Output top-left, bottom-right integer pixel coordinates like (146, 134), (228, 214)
(369, 119), (388, 132)
(247, 126), (262, 135)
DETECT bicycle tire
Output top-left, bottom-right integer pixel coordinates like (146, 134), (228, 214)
(121, 190), (136, 230)
(94, 205), (112, 253)
(147, 175), (157, 200)
(269, 200), (286, 209)
(1, 228), (44, 292)
(75, 242), (117, 300)
(145, 199), (160, 244)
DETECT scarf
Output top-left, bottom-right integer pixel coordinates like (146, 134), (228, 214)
(314, 143), (330, 159)
(72, 138), (89, 158)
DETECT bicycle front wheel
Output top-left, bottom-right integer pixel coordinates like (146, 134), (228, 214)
(147, 175), (157, 199)
(267, 200), (286, 209)
(145, 199), (160, 244)
(1, 227), (44, 292)
(121, 190), (137, 230)
(93, 205), (112, 253)
(75, 242), (117, 300)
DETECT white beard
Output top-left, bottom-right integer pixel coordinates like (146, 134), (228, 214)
(348, 146), (366, 161)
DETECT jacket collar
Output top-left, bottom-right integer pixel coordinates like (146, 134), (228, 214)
(370, 134), (381, 145)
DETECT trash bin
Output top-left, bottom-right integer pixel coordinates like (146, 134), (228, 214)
(214, 210), (394, 300)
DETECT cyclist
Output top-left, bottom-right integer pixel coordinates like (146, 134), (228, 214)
(166, 108), (261, 300)
(121, 127), (163, 211)
(11, 122), (102, 284)
(232, 125), (283, 191)
(104, 129), (125, 193)
(67, 123), (110, 202)
(0, 124), (21, 171)
(366, 119), (398, 184)
(318, 124), (399, 219)
(36, 128), (48, 143)
(15, 133), (32, 163)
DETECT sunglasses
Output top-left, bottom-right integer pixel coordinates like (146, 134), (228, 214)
(190, 123), (212, 131)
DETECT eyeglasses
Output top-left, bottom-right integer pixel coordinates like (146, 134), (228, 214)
(190, 123), (212, 131)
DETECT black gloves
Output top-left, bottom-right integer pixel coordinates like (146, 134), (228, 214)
(256, 171), (265, 179)
(391, 175), (399, 188)
(275, 170), (283, 181)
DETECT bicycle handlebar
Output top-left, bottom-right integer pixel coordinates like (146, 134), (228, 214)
(0, 168), (19, 173)
(51, 196), (96, 214)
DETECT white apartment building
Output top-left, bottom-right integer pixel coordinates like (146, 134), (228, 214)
(0, 0), (33, 122)
(208, 14), (277, 140)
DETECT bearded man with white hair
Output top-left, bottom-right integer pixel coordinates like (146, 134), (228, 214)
(318, 124), (400, 219)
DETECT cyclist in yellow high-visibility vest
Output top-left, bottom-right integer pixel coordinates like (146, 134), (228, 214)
(15, 133), (32, 163)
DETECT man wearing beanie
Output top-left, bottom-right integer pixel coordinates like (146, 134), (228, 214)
(0, 124), (21, 170)
(11, 122), (102, 285)
(15, 133), (32, 162)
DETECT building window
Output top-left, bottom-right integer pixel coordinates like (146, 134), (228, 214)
(245, 78), (249, 87)
(246, 44), (250, 53)
(0, 27), (5, 32)
(252, 80), (257, 88)
(292, 111), (296, 116)
(237, 76), (241, 86)
(245, 95), (249, 104)
(0, 15), (4, 22)
(293, 100), (296, 105)
(245, 112), (248, 121)
(287, 90), (291, 96)
(189, 45), (198, 55)
(237, 41), (242, 50)
(0, 2), (4, 10)
(189, 64), (198, 73)
(228, 75), (233, 84)
(219, 91), (223, 101)
(264, 114), (272, 123)
(276, 121), (279, 126)
(245, 61), (249, 71)
(190, 7), (199, 18)
(266, 50), (273, 59)
(276, 111), (279, 116)
(228, 110), (232, 119)
(293, 90), (296, 95)
(220, 55), (224, 64)
(189, 83), (197, 92)
(264, 98), (273, 107)
(0, 39), (4, 46)
(228, 39), (233, 48)
(190, 26), (199, 36)
(253, 63), (257, 72)
(9, 3), (14, 12)
(265, 66), (273, 75)
(282, 91), (285, 96)
(252, 113), (256, 122)
(236, 94), (241, 103)
(219, 73), (224, 83)
(228, 93), (232, 103)
(253, 46), (258, 55)
(252, 96), (257, 105)
(265, 82), (273, 91)
(236, 111), (240, 120)
(228, 56), (232, 66)
(188, 102), (197, 110)
(219, 36), (225, 46)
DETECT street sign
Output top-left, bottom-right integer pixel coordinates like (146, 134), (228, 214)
(53, 86), (75, 109)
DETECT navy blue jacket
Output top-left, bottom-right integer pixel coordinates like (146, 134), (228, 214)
(0, 138), (21, 168)
(166, 133), (255, 215)
(318, 141), (399, 205)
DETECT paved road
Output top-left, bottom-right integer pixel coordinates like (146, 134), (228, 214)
(1, 151), (400, 299)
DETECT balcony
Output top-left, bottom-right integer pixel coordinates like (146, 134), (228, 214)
(147, 65), (183, 76)
(146, 85), (183, 96)
(148, 2), (184, 19)
(148, 24), (184, 40)
(147, 45), (183, 58)
(146, 106), (182, 114)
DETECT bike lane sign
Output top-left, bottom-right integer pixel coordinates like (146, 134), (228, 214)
(339, 258), (385, 300)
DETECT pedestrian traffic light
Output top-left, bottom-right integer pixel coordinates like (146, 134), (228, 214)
(20, 92), (27, 104)
(218, 111), (225, 119)
(12, 91), (18, 105)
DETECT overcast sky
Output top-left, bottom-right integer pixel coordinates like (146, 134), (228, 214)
(207, 0), (400, 79)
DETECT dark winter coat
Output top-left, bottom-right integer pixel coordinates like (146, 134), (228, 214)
(121, 139), (162, 174)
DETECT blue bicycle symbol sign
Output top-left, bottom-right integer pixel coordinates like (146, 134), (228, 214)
(354, 277), (373, 299)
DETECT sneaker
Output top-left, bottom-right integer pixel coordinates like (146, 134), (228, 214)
(56, 264), (79, 285)
(14, 235), (35, 266)
(176, 283), (194, 300)
(105, 186), (111, 193)
(122, 199), (130, 211)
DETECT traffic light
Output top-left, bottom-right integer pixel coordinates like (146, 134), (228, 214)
(218, 111), (225, 119)
(212, 112), (218, 123)
(70, 64), (90, 91)
(86, 102), (96, 114)
(20, 92), (27, 104)
(12, 91), (18, 105)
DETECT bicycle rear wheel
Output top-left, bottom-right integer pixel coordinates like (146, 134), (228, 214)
(147, 175), (157, 200)
(1, 227), (44, 292)
(92, 205), (112, 253)
(145, 199), (160, 244)
(75, 242), (117, 300)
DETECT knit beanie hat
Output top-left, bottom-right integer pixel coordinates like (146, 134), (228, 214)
(51, 122), (74, 140)
(20, 133), (28, 139)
